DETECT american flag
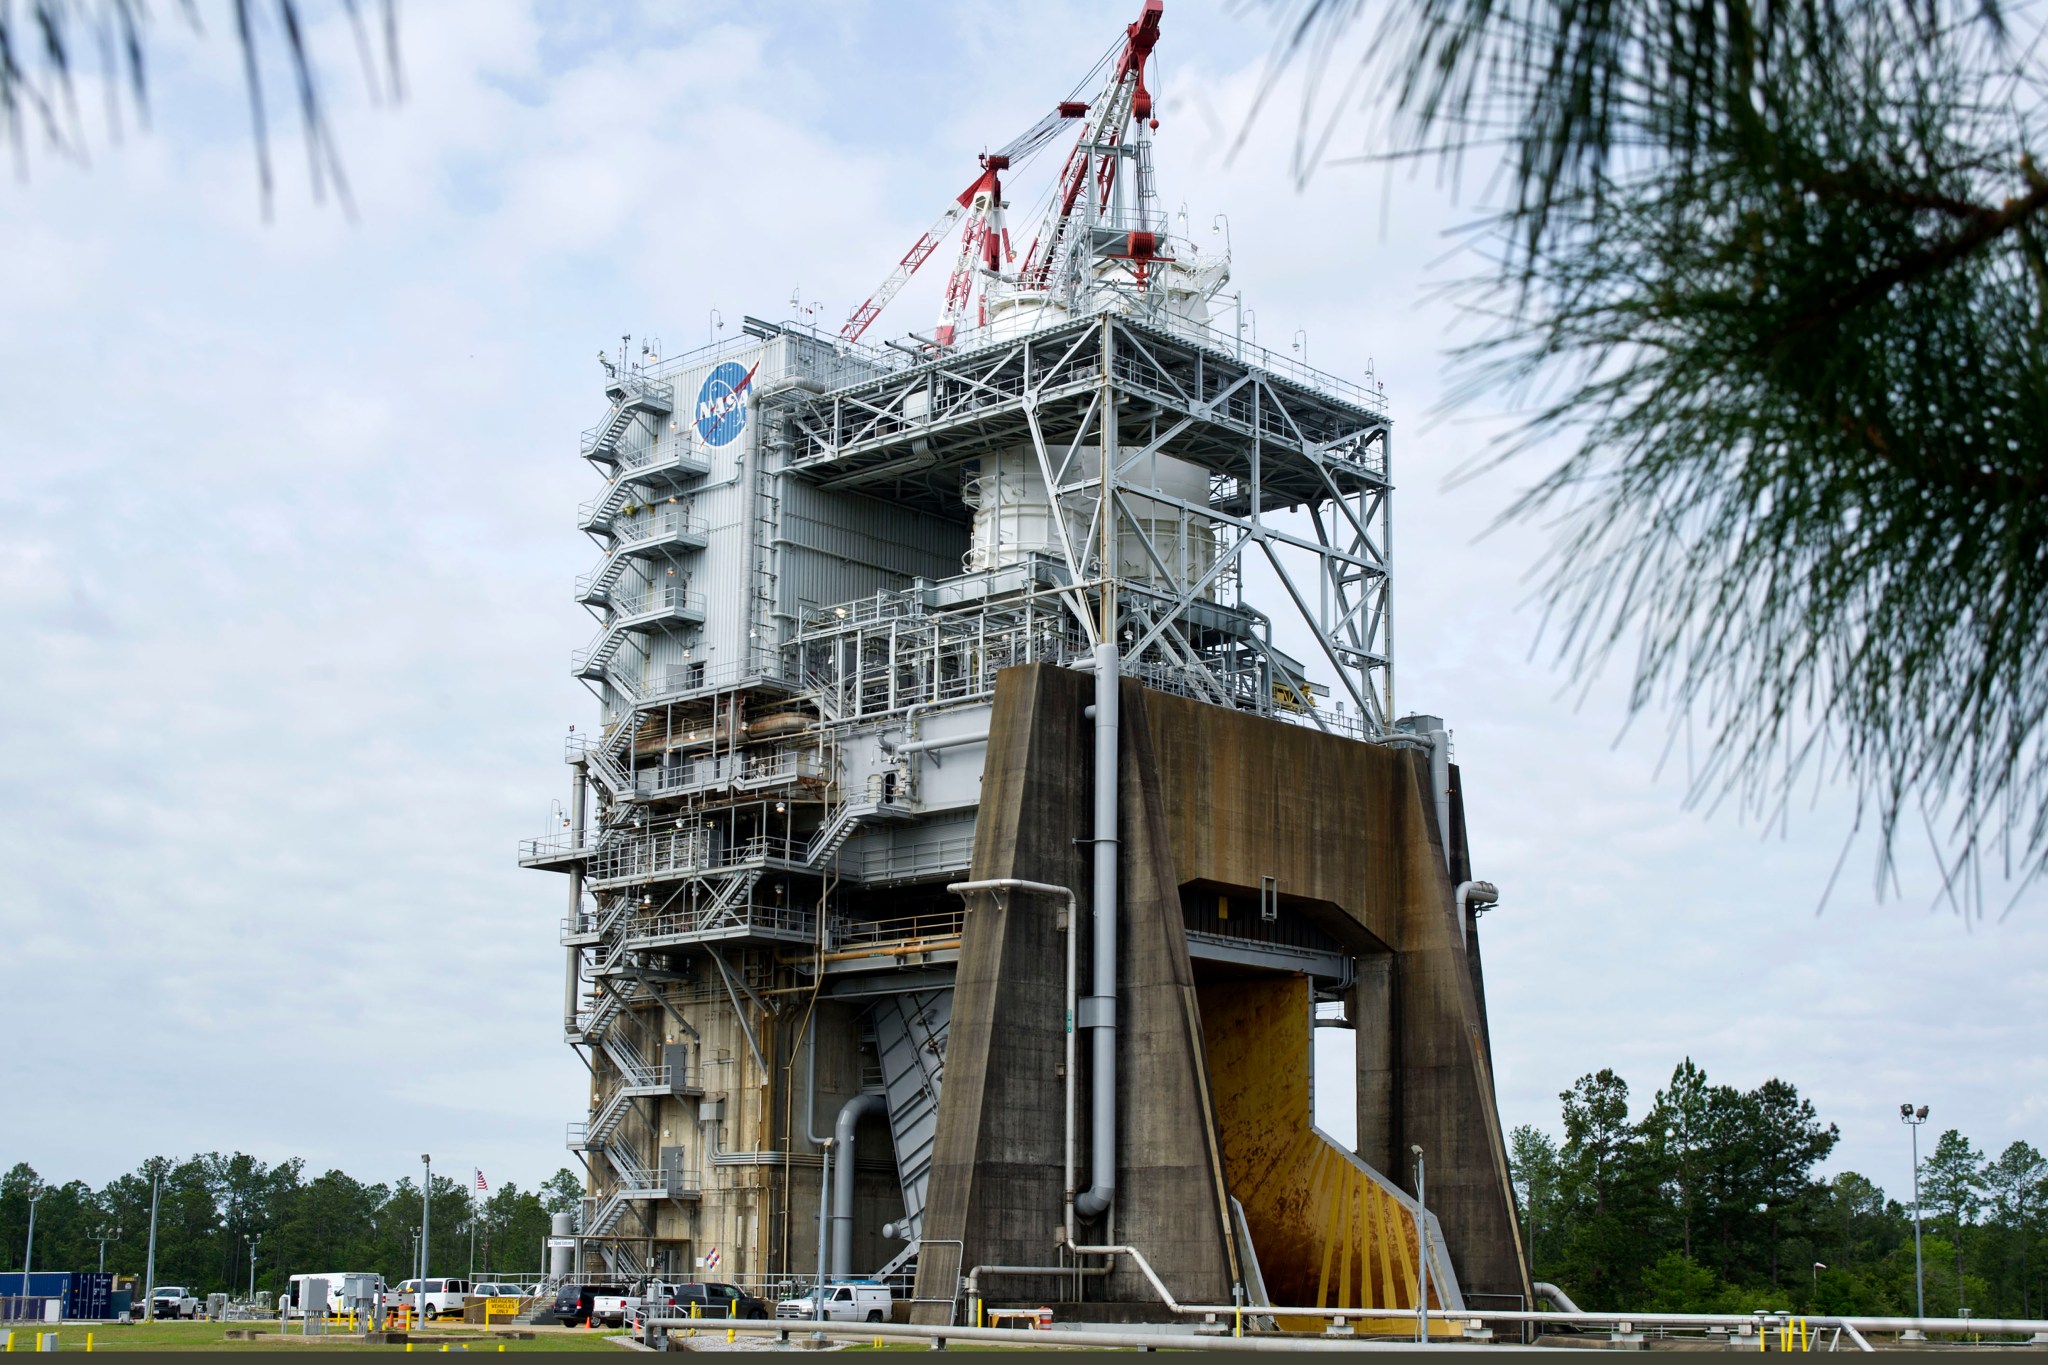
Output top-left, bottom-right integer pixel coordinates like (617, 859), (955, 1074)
(474, 1169), (488, 1193)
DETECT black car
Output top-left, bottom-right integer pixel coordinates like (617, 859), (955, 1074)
(666, 1282), (770, 1320)
(551, 1282), (626, 1328)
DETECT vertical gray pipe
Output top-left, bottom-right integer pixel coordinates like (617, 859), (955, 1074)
(806, 1011), (832, 1318)
(1427, 729), (1452, 873)
(830, 1093), (887, 1278)
(1075, 643), (1119, 1218)
(565, 761), (588, 1031)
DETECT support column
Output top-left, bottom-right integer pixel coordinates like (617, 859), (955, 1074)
(1351, 952), (1398, 1179)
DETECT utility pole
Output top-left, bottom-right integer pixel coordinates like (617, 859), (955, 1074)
(88, 1225), (122, 1274)
(419, 1155), (432, 1322)
(1902, 1104), (1929, 1321)
(246, 1233), (261, 1301)
(143, 1167), (162, 1322)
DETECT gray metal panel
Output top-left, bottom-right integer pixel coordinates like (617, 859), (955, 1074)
(869, 989), (952, 1256)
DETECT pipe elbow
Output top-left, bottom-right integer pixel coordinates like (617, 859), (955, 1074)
(1075, 1183), (1114, 1218)
(835, 1091), (886, 1146)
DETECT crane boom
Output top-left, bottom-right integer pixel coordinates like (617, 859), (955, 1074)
(838, 56), (1100, 345)
(1018, 0), (1163, 293)
(840, 199), (968, 344)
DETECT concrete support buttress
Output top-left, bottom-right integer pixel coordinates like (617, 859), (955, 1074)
(1351, 952), (1397, 1179)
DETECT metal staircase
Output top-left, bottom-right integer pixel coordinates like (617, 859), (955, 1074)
(582, 374), (674, 467)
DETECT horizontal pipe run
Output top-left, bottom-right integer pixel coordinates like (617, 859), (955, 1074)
(896, 731), (989, 754)
(645, 1318), (1427, 1353)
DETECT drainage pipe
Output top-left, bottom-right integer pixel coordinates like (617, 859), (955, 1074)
(1453, 880), (1498, 948)
(1076, 642), (1120, 1219)
(803, 1009), (832, 1324)
(1531, 1281), (1581, 1313)
(830, 1092), (887, 1278)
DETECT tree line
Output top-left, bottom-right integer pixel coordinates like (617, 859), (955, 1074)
(0, 1156), (583, 1298)
(1512, 1061), (2047, 1318)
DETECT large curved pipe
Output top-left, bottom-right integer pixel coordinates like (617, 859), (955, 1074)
(830, 1092), (887, 1278)
(1533, 1281), (1583, 1314)
(1076, 642), (1119, 1218)
(1453, 879), (1498, 947)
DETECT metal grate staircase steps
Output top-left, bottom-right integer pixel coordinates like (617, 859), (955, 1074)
(599, 1034), (664, 1090)
(579, 478), (637, 534)
(585, 1087), (635, 1148)
(576, 547), (637, 606)
(574, 619), (634, 681)
(803, 800), (866, 867)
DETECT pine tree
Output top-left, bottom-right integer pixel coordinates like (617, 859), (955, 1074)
(1272, 0), (2048, 895)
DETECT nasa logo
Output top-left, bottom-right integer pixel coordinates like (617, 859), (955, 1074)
(694, 360), (758, 447)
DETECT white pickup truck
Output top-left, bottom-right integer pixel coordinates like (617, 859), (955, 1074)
(148, 1285), (201, 1319)
(776, 1280), (892, 1323)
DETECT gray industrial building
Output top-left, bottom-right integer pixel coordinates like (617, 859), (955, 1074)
(522, 0), (1525, 1326)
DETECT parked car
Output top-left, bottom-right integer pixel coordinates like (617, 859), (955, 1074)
(775, 1280), (892, 1323)
(470, 1282), (527, 1299)
(148, 1285), (200, 1319)
(550, 1282), (626, 1328)
(387, 1278), (471, 1320)
(629, 1281), (769, 1335)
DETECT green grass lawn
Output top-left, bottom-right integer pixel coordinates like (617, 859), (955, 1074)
(0, 1320), (630, 1352)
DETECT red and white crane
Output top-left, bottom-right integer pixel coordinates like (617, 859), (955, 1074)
(839, 0), (1166, 348)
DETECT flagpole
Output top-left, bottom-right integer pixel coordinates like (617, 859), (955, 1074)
(469, 1170), (478, 1280)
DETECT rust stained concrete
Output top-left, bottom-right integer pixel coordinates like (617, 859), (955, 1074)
(1142, 689), (1531, 1307)
(914, 665), (1528, 1315)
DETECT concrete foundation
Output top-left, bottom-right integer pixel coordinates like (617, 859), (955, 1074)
(913, 663), (1529, 1321)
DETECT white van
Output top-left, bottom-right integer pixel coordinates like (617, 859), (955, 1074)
(285, 1273), (384, 1319)
(389, 1278), (472, 1320)
(775, 1280), (892, 1323)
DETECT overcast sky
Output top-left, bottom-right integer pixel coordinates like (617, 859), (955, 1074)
(2, 0), (2041, 1209)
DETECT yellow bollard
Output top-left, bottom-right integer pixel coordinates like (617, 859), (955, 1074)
(726, 1327), (735, 1345)
(86, 1334), (93, 1353)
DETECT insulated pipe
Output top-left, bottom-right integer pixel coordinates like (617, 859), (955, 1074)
(1453, 880), (1498, 948)
(1076, 642), (1120, 1219)
(830, 1092), (887, 1278)
(564, 760), (588, 1032)
(1426, 728), (1452, 872)
(804, 1011), (832, 1322)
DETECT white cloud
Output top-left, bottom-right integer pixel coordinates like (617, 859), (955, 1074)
(0, 0), (2038, 1208)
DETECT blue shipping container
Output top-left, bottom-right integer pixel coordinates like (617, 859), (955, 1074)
(0, 1271), (71, 1298)
(69, 1272), (114, 1320)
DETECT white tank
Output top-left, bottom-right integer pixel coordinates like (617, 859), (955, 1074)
(962, 445), (1216, 597)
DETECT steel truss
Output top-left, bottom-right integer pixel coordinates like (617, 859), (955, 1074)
(773, 309), (1393, 732)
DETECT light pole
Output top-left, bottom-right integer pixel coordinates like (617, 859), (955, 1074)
(88, 1225), (123, 1274)
(419, 1155), (432, 1323)
(1902, 1103), (1929, 1320)
(1412, 1144), (1429, 1345)
(143, 1166), (162, 1322)
(246, 1233), (261, 1301)
(22, 1192), (40, 1290)
(1812, 1262), (1826, 1300)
